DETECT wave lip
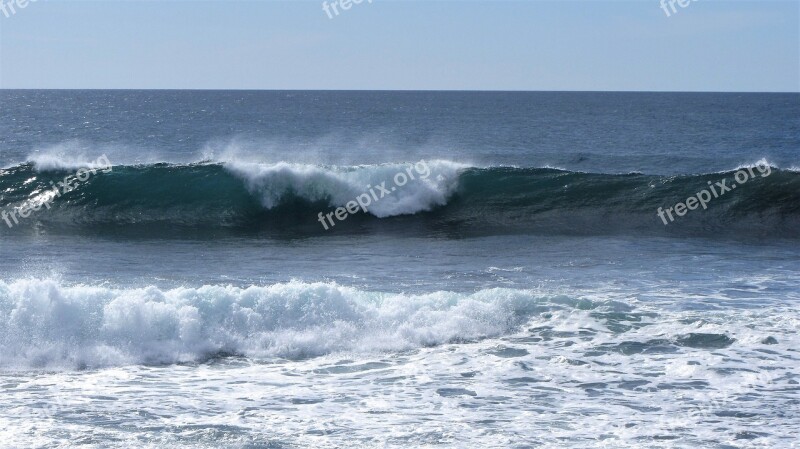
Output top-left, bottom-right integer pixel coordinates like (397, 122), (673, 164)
(0, 279), (558, 370)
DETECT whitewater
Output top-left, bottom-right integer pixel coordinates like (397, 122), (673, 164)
(1, 276), (798, 448)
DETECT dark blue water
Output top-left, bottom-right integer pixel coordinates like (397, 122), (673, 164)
(2, 91), (798, 173)
(0, 91), (798, 449)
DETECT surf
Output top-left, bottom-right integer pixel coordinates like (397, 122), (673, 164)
(0, 278), (570, 369)
(0, 159), (798, 238)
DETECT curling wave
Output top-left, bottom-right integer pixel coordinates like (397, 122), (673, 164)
(0, 160), (798, 238)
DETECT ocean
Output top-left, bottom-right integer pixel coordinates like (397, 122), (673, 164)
(0, 90), (798, 448)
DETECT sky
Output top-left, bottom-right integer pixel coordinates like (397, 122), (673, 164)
(0, 0), (797, 91)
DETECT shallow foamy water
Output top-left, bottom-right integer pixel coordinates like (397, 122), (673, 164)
(1, 282), (797, 449)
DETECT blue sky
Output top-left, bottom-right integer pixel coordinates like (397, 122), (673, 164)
(0, 0), (797, 91)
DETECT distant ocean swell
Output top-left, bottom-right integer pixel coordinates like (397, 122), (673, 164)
(0, 159), (798, 237)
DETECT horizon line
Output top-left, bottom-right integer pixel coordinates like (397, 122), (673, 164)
(0, 88), (798, 94)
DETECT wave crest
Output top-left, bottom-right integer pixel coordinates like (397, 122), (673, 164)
(226, 160), (464, 217)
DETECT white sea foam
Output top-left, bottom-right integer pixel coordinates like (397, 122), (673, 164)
(0, 279), (553, 369)
(225, 160), (467, 217)
(730, 157), (777, 172)
(29, 153), (113, 172)
(23, 141), (169, 170)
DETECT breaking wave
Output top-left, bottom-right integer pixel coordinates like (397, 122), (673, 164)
(0, 159), (798, 238)
(0, 279), (561, 369)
